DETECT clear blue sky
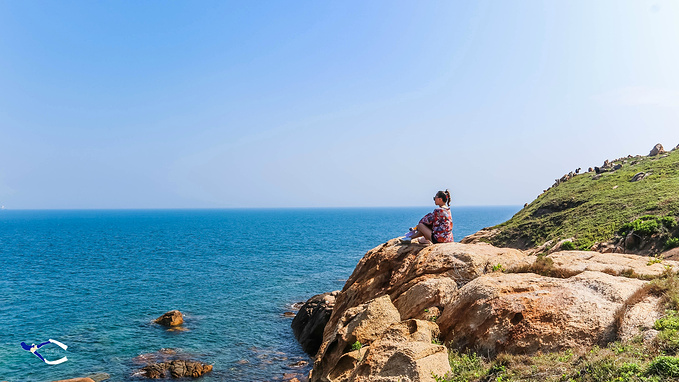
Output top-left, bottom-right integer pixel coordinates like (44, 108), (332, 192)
(1, 1), (678, 209)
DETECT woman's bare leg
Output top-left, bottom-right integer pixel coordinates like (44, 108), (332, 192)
(416, 223), (433, 243)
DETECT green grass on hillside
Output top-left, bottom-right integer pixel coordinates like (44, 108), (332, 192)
(490, 149), (679, 250)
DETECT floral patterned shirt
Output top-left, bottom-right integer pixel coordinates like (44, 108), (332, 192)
(419, 206), (453, 243)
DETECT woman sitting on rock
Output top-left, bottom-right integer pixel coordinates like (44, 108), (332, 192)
(401, 190), (454, 244)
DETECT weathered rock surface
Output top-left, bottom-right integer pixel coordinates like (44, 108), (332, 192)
(328, 240), (533, 333)
(546, 251), (679, 277)
(618, 294), (664, 342)
(292, 291), (340, 355)
(139, 360), (213, 379)
(154, 310), (183, 327)
(313, 295), (401, 381)
(437, 271), (647, 354)
(311, 296), (450, 382)
(297, 240), (673, 381)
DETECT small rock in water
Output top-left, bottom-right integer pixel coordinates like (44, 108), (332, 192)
(282, 312), (296, 318)
(154, 310), (184, 327)
(86, 373), (111, 382)
(140, 360), (213, 379)
(288, 360), (309, 368)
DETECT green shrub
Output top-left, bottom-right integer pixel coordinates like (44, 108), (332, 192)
(619, 215), (678, 238)
(561, 240), (576, 250)
(660, 216), (678, 229)
(646, 356), (679, 377)
(666, 237), (679, 250)
(351, 341), (362, 351)
(575, 238), (595, 251)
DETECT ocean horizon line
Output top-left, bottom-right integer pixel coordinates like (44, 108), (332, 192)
(0, 205), (523, 212)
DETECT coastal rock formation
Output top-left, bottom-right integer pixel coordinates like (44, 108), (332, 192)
(327, 240), (534, 333)
(292, 291), (340, 355)
(154, 310), (183, 327)
(311, 296), (450, 382)
(298, 240), (677, 381)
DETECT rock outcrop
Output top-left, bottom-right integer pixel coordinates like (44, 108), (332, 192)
(650, 143), (665, 156)
(311, 296), (450, 382)
(292, 291), (340, 355)
(297, 239), (679, 381)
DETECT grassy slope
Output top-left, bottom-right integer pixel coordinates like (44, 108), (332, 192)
(490, 149), (679, 250)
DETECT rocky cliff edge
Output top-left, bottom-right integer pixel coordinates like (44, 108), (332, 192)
(295, 239), (679, 382)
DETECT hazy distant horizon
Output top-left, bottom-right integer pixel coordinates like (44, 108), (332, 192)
(0, 204), (523, 211)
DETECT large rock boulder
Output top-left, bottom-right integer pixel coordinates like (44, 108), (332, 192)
(650, 143), (665, 156)
(292, 291), (340, 355)
(332, 320), (450, 382)
(436, 271), (647, 355)
(327, 240), (534, 335)
(311, 296), (450, 382)
(313, 295), (401, 380)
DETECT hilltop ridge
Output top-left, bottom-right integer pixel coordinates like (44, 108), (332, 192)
(464, 143), (679, 256)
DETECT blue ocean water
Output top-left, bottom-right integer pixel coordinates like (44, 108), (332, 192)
(0, 206), (519, 382)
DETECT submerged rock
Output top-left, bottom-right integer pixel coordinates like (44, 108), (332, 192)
(52, 372), (109, 382)
(133, 349), (212, 379)
(140, 360), (213, 379)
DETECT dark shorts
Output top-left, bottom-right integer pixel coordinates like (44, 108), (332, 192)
(431, 234), (439, 244)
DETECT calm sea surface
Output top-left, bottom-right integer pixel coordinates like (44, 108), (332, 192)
(0, 207), (519, 382)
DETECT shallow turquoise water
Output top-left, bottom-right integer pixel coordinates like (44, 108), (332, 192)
(0, 207), (519, 382)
